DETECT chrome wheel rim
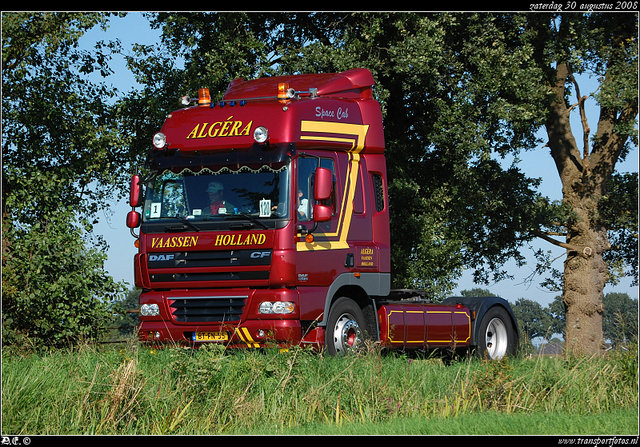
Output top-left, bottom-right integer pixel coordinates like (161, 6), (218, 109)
(485, 317), (508, 360)
(333, 313), (362, 355)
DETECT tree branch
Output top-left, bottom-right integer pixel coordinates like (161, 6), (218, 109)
(568, 71), (591, 175)
(545, 62), (584, 182)
(533, 230), (581, 252)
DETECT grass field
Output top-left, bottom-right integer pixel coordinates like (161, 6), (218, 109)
(1, 340), (638, 435)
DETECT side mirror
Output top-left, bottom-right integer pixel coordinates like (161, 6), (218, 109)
(129, 174), (143, 207)
(126, 210), (141, 228)
(313, 204), (332, 222)
(313, 167), (332, 201)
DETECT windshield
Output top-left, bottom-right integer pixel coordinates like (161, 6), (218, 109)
(143, 158), (291, 223)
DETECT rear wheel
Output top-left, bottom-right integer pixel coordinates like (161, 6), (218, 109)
(476, 306), (517, 360)
(325, 297), (367, 356)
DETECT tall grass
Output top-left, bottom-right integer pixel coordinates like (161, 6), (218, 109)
(2, 340), (637, 435)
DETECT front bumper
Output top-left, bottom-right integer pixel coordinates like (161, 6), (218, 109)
(138, 287), (306, 348)
(139, 318), (303, 347)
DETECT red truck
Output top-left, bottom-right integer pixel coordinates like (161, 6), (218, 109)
(126, 68), (518, 359)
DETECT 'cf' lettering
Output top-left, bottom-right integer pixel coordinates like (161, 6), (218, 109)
(250, 251), (271, 258)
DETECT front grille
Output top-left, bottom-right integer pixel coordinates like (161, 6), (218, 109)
(148, 249), (272, 285)
(169, 295), (248, 323)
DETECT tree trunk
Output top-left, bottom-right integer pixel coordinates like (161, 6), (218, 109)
(545, 62), (610, 356)
(562, 205), (609, 355)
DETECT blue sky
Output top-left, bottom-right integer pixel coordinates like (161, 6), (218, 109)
(85, 13), (638, 306)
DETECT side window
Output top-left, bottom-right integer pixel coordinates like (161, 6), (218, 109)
(353, 164), (365, 215)
(372, 173), (385, 212)
(297, 156), (336, 221)
(319, 158), (336, 214)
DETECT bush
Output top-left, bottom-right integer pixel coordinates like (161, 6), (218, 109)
(2, 208), (126, 349)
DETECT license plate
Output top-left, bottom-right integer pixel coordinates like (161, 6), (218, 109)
(193, 331), (228, 342)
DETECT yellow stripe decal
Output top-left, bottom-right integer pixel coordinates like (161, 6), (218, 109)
(235, 327), (259, 348)
(297, 121), (369, 252)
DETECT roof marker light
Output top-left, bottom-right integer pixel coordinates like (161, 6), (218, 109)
(278, 82), (290, 100)
(198, 88), (211, 106)
(278, 82), (296, 100)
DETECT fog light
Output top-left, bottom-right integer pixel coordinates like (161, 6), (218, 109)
(148, 331), (161, 340)
(258, 301), (295, 314)
(257, 329), (274, 338)
(141, 303), (160, 316)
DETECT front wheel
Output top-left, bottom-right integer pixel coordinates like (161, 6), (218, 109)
(475, 306), (517, 360)
(325, 297), (367, 356)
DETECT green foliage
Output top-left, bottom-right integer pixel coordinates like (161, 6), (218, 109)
(2, 208), (126, 349)
(459, 288), (494, 297)
(548, 295), (567, 335)
(126, 12), (557, 294)
(2, 12), (637, 348)
(2, 12), (132, 222)
(109, 287), (141, 338)
(600, 173), (639, 286)
(519, 292), (638, 347)
(511, 298), (554, 342)
(602, 292), (638, 345)
(133, 12), (638, 296)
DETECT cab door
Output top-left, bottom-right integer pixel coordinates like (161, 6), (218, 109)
(295, 154), (344, 286)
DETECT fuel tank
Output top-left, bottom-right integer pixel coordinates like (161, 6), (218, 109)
(377, 302), (471, 350)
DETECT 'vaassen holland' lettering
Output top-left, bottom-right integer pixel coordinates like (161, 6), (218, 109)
(151, 236), (200, 249)
(215, 233), (267, 247)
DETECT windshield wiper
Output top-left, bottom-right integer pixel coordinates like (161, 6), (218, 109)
(165, 217), (201, 232)
(227, 212), (269, 229)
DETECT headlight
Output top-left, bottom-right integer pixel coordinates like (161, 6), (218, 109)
(140, 303), (160, 316)
(258, 301), (295, 314)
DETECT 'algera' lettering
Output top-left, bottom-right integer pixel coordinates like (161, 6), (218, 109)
(186, 116), (253, 139)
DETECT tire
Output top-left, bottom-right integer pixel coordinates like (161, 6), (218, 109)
(475, 306), (517, 360)
(325, 297), (367, 356)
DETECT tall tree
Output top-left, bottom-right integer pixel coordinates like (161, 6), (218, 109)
(2, 12), (128, 347)
(131, 13), (549, 299)
(527, 14), (638, 355)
